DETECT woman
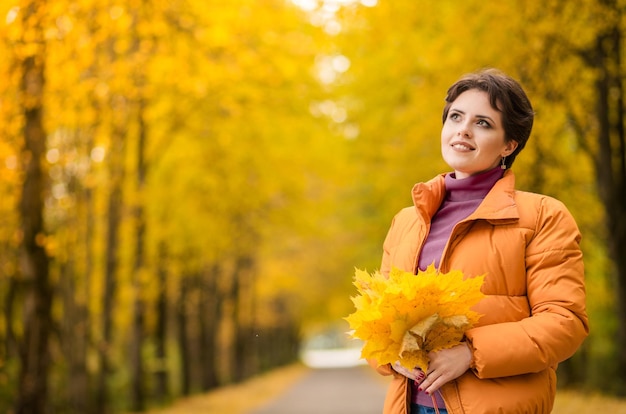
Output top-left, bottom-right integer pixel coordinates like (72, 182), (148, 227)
(369, 69), (589, 414)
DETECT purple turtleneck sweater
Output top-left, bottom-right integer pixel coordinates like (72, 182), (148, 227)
(417, 166), (504, 272)
(412, 166), (504, 408)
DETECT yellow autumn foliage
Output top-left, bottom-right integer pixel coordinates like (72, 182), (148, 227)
(345, 266), (485, 371)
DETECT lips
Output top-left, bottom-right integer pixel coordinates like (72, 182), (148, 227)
(450, 141), (475, 151)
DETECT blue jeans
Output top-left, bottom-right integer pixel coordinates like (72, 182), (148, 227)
(411, 404), (448, 414)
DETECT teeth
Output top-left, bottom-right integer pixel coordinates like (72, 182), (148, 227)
(452, 143), (473, 150)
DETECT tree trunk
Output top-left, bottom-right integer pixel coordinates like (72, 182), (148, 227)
(176, 276), (191, 396)
(96, 123), (125, 413)
(60, 262), (90, 413)
(58, 131), (93, 413)
(81, 140), (96, 413)
(229, 258), (243, 383)
(154, 242), (169, 402)
(593, 22), (626, 394)
(130, 97), (148, 412)
(199, 265), (221, 391)
(15, 2), (52, 412)
(608, 25), (626, 395)
(231, 254), (257, 382)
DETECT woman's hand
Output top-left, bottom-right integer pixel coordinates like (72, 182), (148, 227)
(391, 361), (426, 383)
(418, 343), (472, 395)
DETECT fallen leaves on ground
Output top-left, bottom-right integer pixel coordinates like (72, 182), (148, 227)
(138, 364), (309, 414)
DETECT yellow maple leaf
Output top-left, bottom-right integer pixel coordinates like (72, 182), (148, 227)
(345, 266), (485, 372)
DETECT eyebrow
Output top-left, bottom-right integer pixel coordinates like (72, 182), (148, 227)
(450, 108), (495, 123)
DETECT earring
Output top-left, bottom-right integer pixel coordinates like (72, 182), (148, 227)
(501, 156), (507, 170)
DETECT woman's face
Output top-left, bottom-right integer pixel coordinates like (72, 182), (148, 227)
(441, 89), (518, 179)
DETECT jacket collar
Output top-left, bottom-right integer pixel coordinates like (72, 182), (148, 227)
(411, 169), (519, 224)
(472, 169), (518, 222)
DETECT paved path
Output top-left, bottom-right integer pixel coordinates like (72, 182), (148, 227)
(248, 365), (389, 414)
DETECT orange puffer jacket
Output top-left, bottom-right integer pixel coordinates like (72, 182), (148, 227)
(372, 170), (589, 414)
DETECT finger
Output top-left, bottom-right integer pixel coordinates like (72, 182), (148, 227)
(421, 368), (445, 392)
(403, 369), (418, 381)
(424, 376), (444, 395)
(417, 373), (433, 391)
(392, 364), (413, 380)
(425, 364), (437, 377)
(415, 369), (426, 383)
(392, 362), (406, 374)
(420, 374), (439, 395)
(393, 363), (422, 381)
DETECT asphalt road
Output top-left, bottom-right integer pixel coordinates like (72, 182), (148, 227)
(248, 365), (389, 414)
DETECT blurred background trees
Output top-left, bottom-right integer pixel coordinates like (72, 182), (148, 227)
(0, 0), (624, 412)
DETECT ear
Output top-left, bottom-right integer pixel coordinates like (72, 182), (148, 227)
(502, 140), (518, 157)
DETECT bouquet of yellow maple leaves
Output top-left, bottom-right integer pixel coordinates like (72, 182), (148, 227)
(345, 266), (485, 371)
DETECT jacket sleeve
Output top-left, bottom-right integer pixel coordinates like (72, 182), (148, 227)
(368, 214), (401, 377)
(370, 210), (419, 378)
(381, 207), (423, 277)
(380, 214), (398, 278)
(465, 197), (589, 379)
(367, 358), (399, 376)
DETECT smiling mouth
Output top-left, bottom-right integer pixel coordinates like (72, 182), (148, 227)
(451, 143), (475, 151)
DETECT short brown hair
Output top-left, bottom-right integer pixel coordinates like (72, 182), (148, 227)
(442, 69), (534, 168)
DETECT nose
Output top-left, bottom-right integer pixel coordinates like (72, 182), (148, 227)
(457, 124), (471, 138)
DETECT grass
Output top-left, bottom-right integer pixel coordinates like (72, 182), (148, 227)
(140, 363), (626, 414)
(553, 389), (626, 413)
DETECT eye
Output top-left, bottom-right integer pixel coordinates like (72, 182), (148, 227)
(449, 112), (461, 121)
(477, 119), (491, 128)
